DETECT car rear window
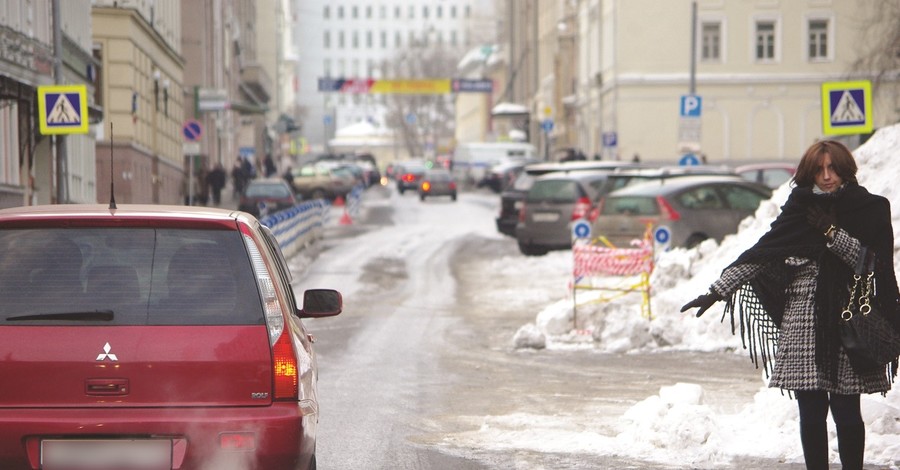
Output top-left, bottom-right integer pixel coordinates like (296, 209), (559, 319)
(601, 196), (659, 216)
(247, 183), (291, 198)
(0, 228), (264, 326)
(526, 180), (580, 203)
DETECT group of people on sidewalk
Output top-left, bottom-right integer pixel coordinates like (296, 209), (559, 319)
(183, 153), (283, 207)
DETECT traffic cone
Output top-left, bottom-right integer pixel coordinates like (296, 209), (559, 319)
(333, 195), (345, 207)
(339, 207), (353, 225)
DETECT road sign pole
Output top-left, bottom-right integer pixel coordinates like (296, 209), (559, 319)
(52, 0), (67, 203)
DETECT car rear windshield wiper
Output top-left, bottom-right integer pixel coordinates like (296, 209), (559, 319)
(6, 310), (115, 322)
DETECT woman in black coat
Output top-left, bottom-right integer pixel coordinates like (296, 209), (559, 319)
(681, 140), (900, 469)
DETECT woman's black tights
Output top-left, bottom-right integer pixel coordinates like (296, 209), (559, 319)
(795, 390), (864, 470)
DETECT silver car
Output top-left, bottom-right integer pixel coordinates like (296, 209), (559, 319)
(592, 175), (772, 249)
(515, 171), (616, 256)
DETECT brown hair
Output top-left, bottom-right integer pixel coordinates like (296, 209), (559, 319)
(792, 140), (858, 187)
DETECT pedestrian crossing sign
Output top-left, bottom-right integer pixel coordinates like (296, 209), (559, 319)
(821, 80), (872, 136)
(37, 84), (89, 135)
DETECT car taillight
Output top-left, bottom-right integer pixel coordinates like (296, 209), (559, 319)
(449, 182), (457, 190)
(272, 332), (298, 399)
(422, 181), (432, 191)
(657, 195), (681, 221)
(402, 173), (414, 182)
(518, 202), (527, 223)
(572, 196), (591, 220)
(240, 226), (298, 400)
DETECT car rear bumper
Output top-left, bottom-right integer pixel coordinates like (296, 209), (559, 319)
(0, 403), (315, 470)
(495, 217), (517, 237)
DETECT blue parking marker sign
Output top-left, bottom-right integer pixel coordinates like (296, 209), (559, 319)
(37, 84), (89, 135)
(654, 226), (671, 245)
(572, 220), (591, 239)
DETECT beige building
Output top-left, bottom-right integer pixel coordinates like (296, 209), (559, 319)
(92, 1), (184, 204)
(500, 0), (900, 165)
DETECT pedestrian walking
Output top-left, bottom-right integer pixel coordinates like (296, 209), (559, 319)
(680, 140), (900, 470)
(231, 157), (246, 199)
(206, 163), (227, 206)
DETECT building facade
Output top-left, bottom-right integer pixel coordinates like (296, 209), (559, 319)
(293, 0), (496, 158)
(503, 0), (900, 164)
(92, 1), (184, 205)
(0, 1), (98, 208)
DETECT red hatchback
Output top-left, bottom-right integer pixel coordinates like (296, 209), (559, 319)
(0, 204), (341, 470)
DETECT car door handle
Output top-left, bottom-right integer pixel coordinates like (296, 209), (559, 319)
(85, 378), (129, 396)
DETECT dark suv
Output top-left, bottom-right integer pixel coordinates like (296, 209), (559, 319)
(0, 204), (341, 470)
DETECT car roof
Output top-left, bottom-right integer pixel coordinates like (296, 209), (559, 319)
(734, 162), (797, 172)
(0, 204), (249, 227)
(523, 160), (637, 175)
(604, 174), (770, 197)
(532, 169), (614, 182)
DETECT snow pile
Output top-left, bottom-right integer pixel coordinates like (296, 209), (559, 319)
(522, 123), (900, 467)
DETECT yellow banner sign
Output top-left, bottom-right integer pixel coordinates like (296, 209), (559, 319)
(369, 80), (451, 95)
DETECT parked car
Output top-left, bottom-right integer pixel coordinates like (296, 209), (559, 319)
(238, 177), (301, 217)
(515, 171), (620, 256)
(419, 169), (458, 201)
(289, 164), (355, 200)
(478, 159), (540, 193)
(0, 203), (342, 470)
(592, 175), (772, 249)
(496, 161), (635, 238)
(734, 162), (797, 189)
(395, 160), (429, 194)
(496, 162), (727, 238)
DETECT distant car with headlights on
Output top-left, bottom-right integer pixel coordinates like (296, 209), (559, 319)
(418, 169), (458, 201)
(592, 175), (772, 249)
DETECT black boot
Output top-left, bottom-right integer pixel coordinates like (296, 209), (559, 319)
(836, 422), (865, 470)
(800, 418), (829, 470)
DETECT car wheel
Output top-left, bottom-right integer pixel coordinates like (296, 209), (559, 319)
(451, 193), (457, 201)
(399, 187), (405, 194)
(685, 234), (707, 249)
(518, 241), (547, 256)
(420, 194), (426, 202)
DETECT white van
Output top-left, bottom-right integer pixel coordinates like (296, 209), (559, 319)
(452, 142), (539, 185)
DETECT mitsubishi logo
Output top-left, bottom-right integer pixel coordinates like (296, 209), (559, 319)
(96, 342), (118, 361)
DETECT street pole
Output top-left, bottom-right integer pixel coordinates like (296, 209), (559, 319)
(690, 1), (697, 95)
(52, 0), (68, 203)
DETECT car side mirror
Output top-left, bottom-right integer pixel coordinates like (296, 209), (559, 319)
(298, 288), (342, 318)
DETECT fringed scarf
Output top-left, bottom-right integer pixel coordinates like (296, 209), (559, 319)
(722, 183), (900, 380)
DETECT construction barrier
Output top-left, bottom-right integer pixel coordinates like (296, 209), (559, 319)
(259, 199), (330, 258)
(571, 228), (655, 325)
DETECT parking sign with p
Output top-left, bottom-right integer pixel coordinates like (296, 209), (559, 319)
(680, 95), (702, 118)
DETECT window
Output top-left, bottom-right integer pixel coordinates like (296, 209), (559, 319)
(352, 6), (358, 19)
(366, 31), (372, 48)
(337, 6), (343, 19)
(380, 31), (387, 48)
(395, 6), (400, 18)
(409, 5), (414, 18)
(701, 22), (721, 61)
(451, 5), (457, 18)
(352, 31), (359, 48)
(450, 30), (457, 46)
(366, 6), (372, 18)
(338, 31), (345, 48)
(755, 21), (776, 61)
(380, 6), (386, 19)
(323, 5), (329, 19)
(323, 30), (331, 48)
(395, 31), (401, 48)
(437, 5), (442, 18)
(808, 19), (828, 60)
(423, 6), (429, 18)
(324, 58), (331, 77)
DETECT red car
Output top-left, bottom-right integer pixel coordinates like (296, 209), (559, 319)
(0, 204), (341, 470)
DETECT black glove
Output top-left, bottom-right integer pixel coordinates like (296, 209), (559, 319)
(806, 204), (837, 235)
(680, 290), (723, 317)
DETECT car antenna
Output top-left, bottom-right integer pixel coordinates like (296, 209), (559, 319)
(109, 122), (117, 209)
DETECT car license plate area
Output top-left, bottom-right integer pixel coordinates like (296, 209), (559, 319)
(41, 439), (172, 470)
(532, 212), (559, 223)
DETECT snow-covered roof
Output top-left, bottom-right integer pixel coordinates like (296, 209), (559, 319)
(334, 120), (391, 138)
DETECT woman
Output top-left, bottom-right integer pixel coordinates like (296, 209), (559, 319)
(681, 140), (900, 469)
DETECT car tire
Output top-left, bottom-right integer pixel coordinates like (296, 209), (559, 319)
(685, 234), (707, 249)
(420, 194), (426, 202)
(451, 193), (457, 201)
(399, 187), (405, 194)
(518, 241), (547, 256)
